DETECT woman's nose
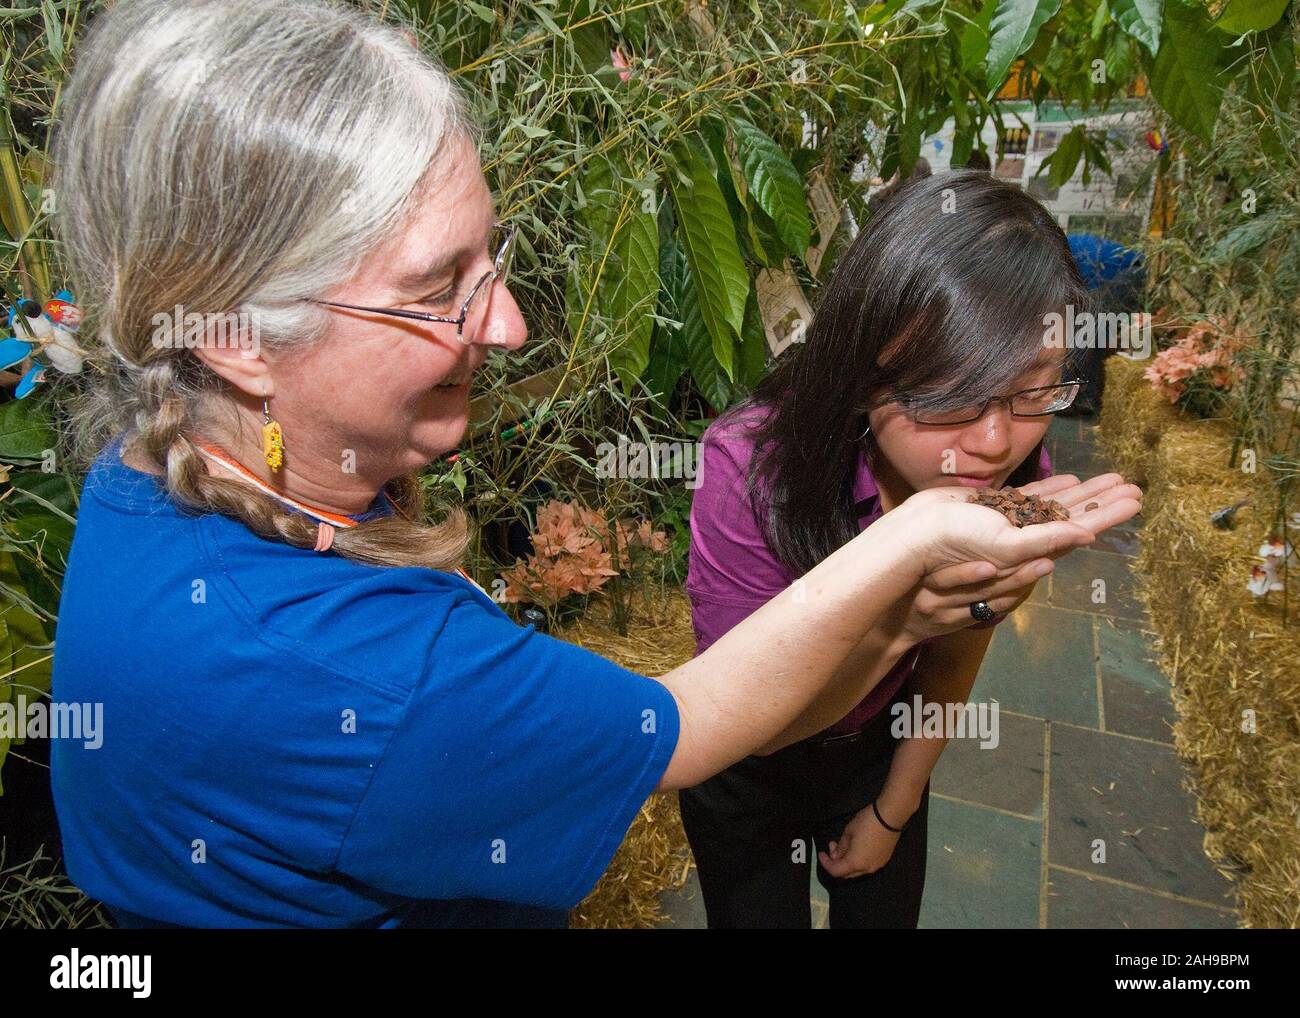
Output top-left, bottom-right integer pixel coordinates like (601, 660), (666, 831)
(962, 401), (1014, 459)
(469, 280), (528, 351)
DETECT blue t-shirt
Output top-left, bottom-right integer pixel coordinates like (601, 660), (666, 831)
(49, 435), (679, 928)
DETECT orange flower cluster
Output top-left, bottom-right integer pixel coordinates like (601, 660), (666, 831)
(500, 499), (669, 607)
(1144, 319), (1246, 404)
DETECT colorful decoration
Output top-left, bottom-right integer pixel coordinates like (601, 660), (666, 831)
(1145, 128), (1168, 153)
(1248, 536), (1296, 597)
(0, 336), (35, 372)
(2, 289), (86, 383)
(14, 363), (46, 399)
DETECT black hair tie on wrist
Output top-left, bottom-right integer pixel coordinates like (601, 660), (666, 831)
(872, 800), (906, 833)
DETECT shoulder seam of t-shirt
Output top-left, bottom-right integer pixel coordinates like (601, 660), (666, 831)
(191, 513), (461, 705)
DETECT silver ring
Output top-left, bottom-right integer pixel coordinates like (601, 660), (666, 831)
(970, 601), (996, 622)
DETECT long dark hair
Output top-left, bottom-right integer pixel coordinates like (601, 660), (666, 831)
(730, 169), (1089, 576)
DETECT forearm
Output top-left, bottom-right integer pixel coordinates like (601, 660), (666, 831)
(873, 627), (995, 822)
(753, 620), (916, 755)
(656, 510), (921, 789)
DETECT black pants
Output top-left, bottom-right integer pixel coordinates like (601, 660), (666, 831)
(679, 694), (930, 929)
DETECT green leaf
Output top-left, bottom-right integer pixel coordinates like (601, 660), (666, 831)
(608, 201), (660, 390)
(659, 239), (730, 412)
(463, 1), (496, 25)
(666, 141), (748, 383)
(1148, 0), (1236, 143)
(737, 283), (767, 388)
(1044, 124), (1085, 187)
(1211, 210), (1287, 263)
(959, 0), (996, 76)
(0, 396), (56, 460)
(703, 120), (780, 268)
(579, 155), (661, 389)
(986, 0), (1062, 90)
(41, 1), (63, 63)
(1110, 0), (1163, 54)
(729, 118), (812, 259)
(569, 19), (610, 75)
(0, 550), (53, 795)
(1215, 0), (1289, 34)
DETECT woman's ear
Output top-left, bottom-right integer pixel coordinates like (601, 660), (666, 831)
(188, 321), (274, 400)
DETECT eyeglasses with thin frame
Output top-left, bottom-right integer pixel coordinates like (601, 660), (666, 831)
(309, 223), (516, 345)
(902, 379), (1086, 426)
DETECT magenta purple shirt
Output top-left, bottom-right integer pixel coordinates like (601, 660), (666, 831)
(685, 404), (1053, 737)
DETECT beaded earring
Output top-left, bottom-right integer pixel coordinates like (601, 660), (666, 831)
(262, 398), (285, 470)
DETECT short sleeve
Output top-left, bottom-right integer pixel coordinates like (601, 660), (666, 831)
(685, 420), (794, 653)
(335, 594), (680, 911)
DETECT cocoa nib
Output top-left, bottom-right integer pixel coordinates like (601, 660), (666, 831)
(968, 485), (1070, 527)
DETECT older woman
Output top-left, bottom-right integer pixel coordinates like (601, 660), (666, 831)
(47, 0), (1139, 928)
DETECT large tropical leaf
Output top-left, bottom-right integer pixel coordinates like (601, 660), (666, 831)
(666, 141), (748, 382)
(986, 0), (1062, 90)
(658, 239), (730, 412)
(737, 283), (768, 388)
(959, 0), (996, 77)
(1110, 0), (1164, 54)
(0, 396), (57, 461)
(577, 154), (661, 389)
(1148, 0), (1236, 143)
(729, 117), (812, 259)
(1215, 0), (1289, 35)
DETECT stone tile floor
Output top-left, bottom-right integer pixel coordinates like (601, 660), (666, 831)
(658, 415), (1239, 929)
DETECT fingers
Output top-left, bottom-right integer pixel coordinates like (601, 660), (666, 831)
(1018, 473), (1080, 499)
(939, 556), (1053, 603)
(1072, 494), (1142, 536)
(818, 849), (864, 880)
(1048, 473), (1133, 510)
(994, 518), (1095, 564)
(926, 559), (1000, 590)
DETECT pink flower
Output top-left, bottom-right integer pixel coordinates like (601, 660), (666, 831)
(611, 46), (632, 82)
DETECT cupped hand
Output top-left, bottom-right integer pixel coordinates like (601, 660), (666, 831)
(904, 472), (1141, 582)
(883, 473), (1142, 641)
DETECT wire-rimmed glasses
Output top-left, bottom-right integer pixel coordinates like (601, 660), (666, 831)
(309, 223), (516, 345)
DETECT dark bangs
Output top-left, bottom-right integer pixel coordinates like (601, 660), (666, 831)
(860, 173), (1091, 417)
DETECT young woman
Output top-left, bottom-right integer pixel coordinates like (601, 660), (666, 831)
(683, 170), (1113, 928)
